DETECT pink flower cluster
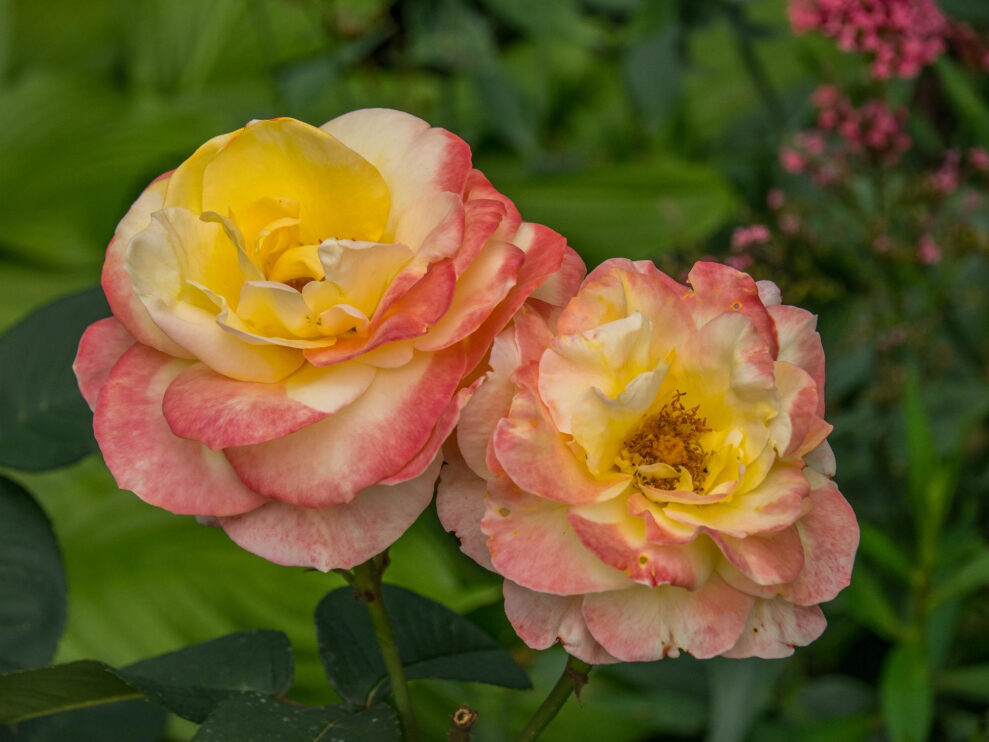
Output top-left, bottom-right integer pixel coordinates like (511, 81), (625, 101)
(789, 0), (947, 78)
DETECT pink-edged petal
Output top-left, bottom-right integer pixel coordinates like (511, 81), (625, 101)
(711, 526), (805, 586)
(769, 304), (826, 416)
(664, 464), (809, 538)
(769, 361), (820, 458)
(304, 259), (457, 367)
(220, 456), (440, 571)
(502, 581), (618, 665)
(74, 318), (136, 410)
(380, 375), (480, 485)
(756, 280), (782, 307)
(436, 445), (495, 570)
(568, 501), (715, 589)
(723, 599), (826, 658)
(161, 361), (376, 450)
(94, 345), (266, 516)
(463, 169), (522, 242)
(321, 109), (472, 233)
(101, 174), (191, 358)
(225, 347), (465, 507)
(482, 479), (633, 595)
(582, 575), (753, 661)
(415, 240), (525, 352)
(492, 388), (630, 505)
(451, 197), (511, 275)
(529, 246), (586, 308)
(393, 192), (465, 263)
(783, 474), (858, 605)
(627, 492), (700, 545)
(685, 261), (779, 357)
(804, 440), (836, 477)
(460, 222), (567, 375)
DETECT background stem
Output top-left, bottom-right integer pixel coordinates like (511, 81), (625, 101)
(514, 655), (592, 742)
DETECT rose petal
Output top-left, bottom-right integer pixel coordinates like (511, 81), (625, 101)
(711, 526), (805, 586)
(73, 317), (136, 410)
(435, 445), (495, 570)
(769, 304), (826, 416)
(685, 262), (779, 357)
(722, 599), (826, 658)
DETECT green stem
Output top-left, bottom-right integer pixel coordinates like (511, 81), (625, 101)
(514, 655), (592, 742)
(350, 555), (419, 742)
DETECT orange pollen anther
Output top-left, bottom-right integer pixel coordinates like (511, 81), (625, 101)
(619, 390), (709, 491)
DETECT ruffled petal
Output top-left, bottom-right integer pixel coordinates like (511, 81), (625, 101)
(435, 446), (495, 571)
(711, 526), (805, 586)
(581, 575), (753, 661)
(502, 581), (618, 664)
(74, 317), (136, 410)
(220, 456), (440, 571)
(769, 305), (826, 416)
(723, 599), (826, 658)
(93, 345), (266, 516)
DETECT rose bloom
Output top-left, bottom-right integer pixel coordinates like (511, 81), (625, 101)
(74, 111), (582, 571)
(438, 259), (858, 663)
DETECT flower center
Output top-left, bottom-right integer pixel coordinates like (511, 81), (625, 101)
(617, 391), (710, 492)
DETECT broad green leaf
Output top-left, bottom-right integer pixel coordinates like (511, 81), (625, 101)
(929, 548), (989, 606)
(901, 367), (935, 521)
(6, 699), (166, 742)
(315, 585), (530, 706)
(0, 661), (140, 724)
(116, 630), (294, 723)
(192, 696), (399, 742)
(705, 658), (781, 742)
(0, 477), (66, 669)
(935, 58), (989, 146)
(858, 522), (913, 582)
(880, 643), (933, 742)
(0, 287), (108, 471)
(934, 664), (989, 702)
(844, 562), (903, 641)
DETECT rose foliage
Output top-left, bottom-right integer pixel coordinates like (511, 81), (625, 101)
(438, 259), (859, 663)
(73, 110), (581, 571)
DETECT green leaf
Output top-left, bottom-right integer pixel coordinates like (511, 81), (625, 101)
(116, 630), (294, 723)
(929, 547), (989, 606)
(858, 522), (913, 582)
(705, 658), (780, 742)
(844, 562), (903, 641)
(901, 367), (935, 520)
(934, 664), (989, 702)
(880, 643), (933, 742)
(0, 287), (108, 471)
(0, 477), (66, 669)
(7, 699), (167, 742)
(0, 661), (140, 724)
(935, 58), (989, 147)
(315, 585), (530, 706)
(192, 696), (399, 742)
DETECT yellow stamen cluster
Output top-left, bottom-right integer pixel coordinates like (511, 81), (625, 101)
(617, 391), (709, 491)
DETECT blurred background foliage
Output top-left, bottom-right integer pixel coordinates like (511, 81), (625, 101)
(0, 0), (986, 740)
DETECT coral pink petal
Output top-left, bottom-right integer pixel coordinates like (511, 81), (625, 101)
(94, 345), (266, 516)
(770, 361), (821, 458)
(503, 581), (618, 664)
(711, 526), (805, 586)
(74, 317), (136, 410)
(220, 456), (440, 571)
(381, 375), (480, 485)
(161, 363), (332, 450)
(723, 599), (826, 658)
(482, 480), (633, 595)
(451, 197), (510, 275)
(493, 388), (629, 505)
(529, 246), (586, 308)
(685, 261), (778, 357)
(582, 576), (753, 661)
(568, 509), (713, 589)
(436, 446), (495, 570)
(463, 170), (522, 241)
(225, 347), (465, 507)
(784, 476), (859, 605)
(304, 260), (457, 367)
(769, 305), (826, 416)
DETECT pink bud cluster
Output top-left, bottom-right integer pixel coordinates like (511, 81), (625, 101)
(789, 0), (948, 78)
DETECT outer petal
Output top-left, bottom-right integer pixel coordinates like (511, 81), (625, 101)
(74, 317), (136, 410)
(769, 304), (826, 416)
(685, 262), (779, 357)
(492, 388), (631, 505)
(220, 456), (440, 571)
(225, 348), (465, 507)
(482, 479), (633, 595)
(161, 361), (376, 450)
(768, 361), (821, 458)
(101, 174), (191, 357)
(710, 526), (805, 586)
(529, 246), (586, 308)
(581, 576), (753, 661)
(502, 581), (618, 665)
(94, 345), (266, 516)
(436, 446), (495, 571)
(722, 599), (826, 659)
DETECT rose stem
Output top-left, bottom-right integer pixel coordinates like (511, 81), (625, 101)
(349, 554), (419, 742)
(514, 654), (593, 742)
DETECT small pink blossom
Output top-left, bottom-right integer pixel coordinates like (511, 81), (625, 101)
(781, 147), (806, 174)
(725, 254), (754, 270)
(968, 147), (989, 171)
(917, 234), (942, 264)
(767, 188), (786, 209)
